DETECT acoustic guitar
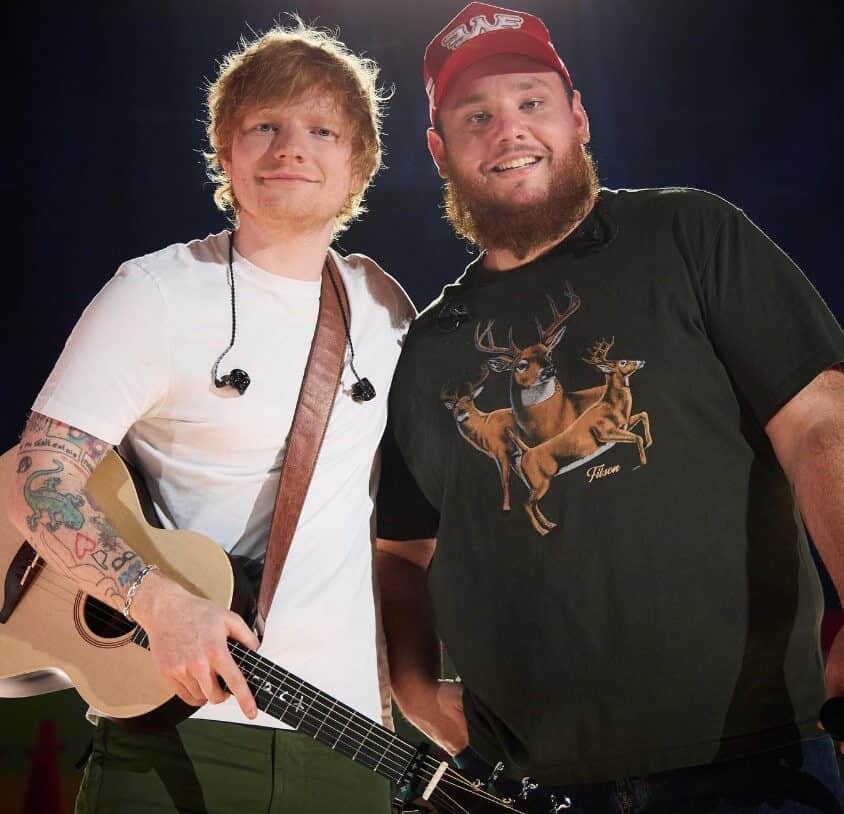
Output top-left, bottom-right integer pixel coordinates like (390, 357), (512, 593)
(0, 447), (561, 813)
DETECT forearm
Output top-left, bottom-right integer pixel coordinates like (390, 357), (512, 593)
(8, 412), (151, 612)
(376, 547), (441, 710)
(792, 415), (844, 601)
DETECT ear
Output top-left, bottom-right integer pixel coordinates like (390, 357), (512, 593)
(427, 127), (449, 179)
(570, 89), (591, 145)
(596, 362), (614, 374)
(219, 150), (232, 178)
(442, 399), (456, 411)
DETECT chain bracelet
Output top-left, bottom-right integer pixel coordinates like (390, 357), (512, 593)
(122, 564), (159, 622)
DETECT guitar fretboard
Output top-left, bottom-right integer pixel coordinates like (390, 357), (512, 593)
(131, 629), (414, 783)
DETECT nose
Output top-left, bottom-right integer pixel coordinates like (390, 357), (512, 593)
(270, 125), (305, 161)
(492, 108), (528, 143)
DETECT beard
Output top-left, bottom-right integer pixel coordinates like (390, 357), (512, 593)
(443, 142), (600, 259)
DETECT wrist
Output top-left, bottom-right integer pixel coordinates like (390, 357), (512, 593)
(127, 568), (176, 626)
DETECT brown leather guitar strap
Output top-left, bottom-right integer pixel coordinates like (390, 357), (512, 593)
(255, 254), (351, 635)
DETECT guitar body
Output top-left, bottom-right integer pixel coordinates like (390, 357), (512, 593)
(0, 447), (234, 725)
(0, 445), (534, 811)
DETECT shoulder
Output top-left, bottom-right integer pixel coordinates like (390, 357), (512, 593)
(122, 231), (229, 287)
(331, 249), (417, 326)
(608, 186), (741, 224)
(604, 188), (747, 262)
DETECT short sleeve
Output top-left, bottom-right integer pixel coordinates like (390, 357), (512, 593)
(376, 415), (440, 541)
(33, 261), (170, 445)
(701, 206), (844, 426)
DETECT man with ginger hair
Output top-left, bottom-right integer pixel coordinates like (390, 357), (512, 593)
(376, 3), (844, 811)
(7, 20), (412, 813)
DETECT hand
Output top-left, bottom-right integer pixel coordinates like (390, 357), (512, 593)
(401, 679), (469, 756)
(821, 624), (844, 752)
(130, 571), (260, 719)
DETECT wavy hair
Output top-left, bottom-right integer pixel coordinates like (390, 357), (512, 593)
(205, 18), (388, 234)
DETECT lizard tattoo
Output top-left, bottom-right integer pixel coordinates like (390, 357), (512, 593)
(24, 459), (85, 532)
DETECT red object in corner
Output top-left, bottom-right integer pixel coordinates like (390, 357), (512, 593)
(22, 720), (63, 814)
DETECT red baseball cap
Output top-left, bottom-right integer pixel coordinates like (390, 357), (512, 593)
(424, 3), (572, 125)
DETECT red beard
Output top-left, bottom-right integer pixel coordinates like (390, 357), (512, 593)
(443, 142), (600, 260)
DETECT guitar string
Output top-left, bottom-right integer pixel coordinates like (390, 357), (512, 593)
(20, 566), (422, 772)
(19, 574), (512, 812)
(22, 571), (520, 812)
(22, 574), (527, 813)
(24, 562), (419, 775)
(22, 567), (524, 811)
(225, 642), (520, 811)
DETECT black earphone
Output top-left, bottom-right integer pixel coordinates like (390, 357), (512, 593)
(211, 232), (252, 395)
(212, 232), (374, 402)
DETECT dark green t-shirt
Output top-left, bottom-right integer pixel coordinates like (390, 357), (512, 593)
(380, 188), (844, 784)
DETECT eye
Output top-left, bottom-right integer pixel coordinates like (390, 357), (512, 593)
(467, 111), (490, 125)
(516, 360), (529, 372)
(254, 123), (277, 134)
(312, 126), (336, 138)
(520, 99), (543, 111)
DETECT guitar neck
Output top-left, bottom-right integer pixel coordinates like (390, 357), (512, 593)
(132, 628), (413, 784)
(129, 632), (522, 811)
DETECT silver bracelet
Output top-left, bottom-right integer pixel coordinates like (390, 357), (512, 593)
(122, 564), (159, 622)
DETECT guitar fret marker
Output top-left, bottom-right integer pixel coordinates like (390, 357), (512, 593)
(259, 679), (276, 712)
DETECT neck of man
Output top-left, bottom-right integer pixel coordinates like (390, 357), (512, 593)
(481, 189), (598, 272)
(233, 212), (336, 281)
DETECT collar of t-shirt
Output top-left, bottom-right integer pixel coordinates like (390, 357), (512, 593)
(458, 187), (618, 289)
(232, 247), (322, 299)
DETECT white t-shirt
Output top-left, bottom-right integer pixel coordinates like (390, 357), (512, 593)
(33, 231), (414, 729)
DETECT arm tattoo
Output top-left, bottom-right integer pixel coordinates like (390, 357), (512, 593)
(18, 413), (110, 476)
(14, 412), (149, 610)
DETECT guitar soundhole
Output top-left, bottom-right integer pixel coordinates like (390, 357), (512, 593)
(82, 596), (135, 639)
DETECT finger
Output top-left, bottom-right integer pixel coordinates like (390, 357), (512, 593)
(226, 611), (260, 651)
(195, 664), (228, 705)
(169, 677), (206, 708)
(215, 652), (257, 719)
(176, 689), (206, 707)
(180, 674), (208, 704)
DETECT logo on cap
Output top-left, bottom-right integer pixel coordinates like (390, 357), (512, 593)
(440, 13), (524, 51)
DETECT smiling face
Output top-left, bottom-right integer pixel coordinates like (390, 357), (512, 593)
(428, 53), (598, 259)
(221, 89), (356, 235)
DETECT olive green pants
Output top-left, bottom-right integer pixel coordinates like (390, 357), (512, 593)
(75, 718), (392, 814)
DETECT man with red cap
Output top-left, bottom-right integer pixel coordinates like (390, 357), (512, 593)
(376, 3), (844, 810)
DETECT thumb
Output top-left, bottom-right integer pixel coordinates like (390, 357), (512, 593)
(226, 611), (260, 651)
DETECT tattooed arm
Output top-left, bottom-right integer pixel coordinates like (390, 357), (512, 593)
(10, 412), (134, 607)
(7, 411), (258, 717)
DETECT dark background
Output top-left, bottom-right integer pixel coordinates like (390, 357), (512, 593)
(6, 0), (843, 456)
(3, 2), (844, 809)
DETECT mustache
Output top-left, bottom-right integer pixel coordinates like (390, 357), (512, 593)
(442, 142), (600, 259)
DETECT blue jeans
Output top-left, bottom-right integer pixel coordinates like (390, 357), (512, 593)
(452, 736), (844, 813)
